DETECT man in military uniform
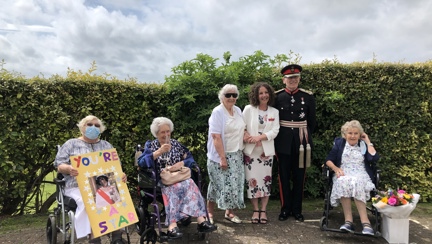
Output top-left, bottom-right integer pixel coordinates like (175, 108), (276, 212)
(274, 64), (316, 222)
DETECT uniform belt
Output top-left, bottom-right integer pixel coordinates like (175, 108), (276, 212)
(279, 120), (311, 168)
(280, 120), (307, 128)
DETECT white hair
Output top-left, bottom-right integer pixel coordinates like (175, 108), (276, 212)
(150, 117), (174, 138)
(218, 84), (239, 103)
(341, 120), (364, 138)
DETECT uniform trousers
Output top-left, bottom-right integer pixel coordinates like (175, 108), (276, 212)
(277, 149), (306, 215)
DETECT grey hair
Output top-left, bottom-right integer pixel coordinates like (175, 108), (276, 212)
(218, 84), (239, 103)
(341, 120), (364, 138)
(77, 115), (106, 135)
(150, 117), (174, 138)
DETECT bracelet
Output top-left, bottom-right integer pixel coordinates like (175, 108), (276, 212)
(368, 143), (374, 147)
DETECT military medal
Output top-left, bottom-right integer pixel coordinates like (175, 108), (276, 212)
(291, 96), (295, 103)
(301, 97), (305, 104)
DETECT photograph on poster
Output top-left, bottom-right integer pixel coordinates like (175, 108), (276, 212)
(92, 173), (121, 209)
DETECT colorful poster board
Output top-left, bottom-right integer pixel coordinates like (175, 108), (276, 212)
(70, 149), (138, 238)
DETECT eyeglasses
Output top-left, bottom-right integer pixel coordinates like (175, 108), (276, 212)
(87, 123), (101, 128)
(224, 93), (238, 98)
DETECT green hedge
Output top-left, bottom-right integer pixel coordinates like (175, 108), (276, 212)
(1, 53), (431, 215)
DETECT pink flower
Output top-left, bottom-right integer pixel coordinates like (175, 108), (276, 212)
(249, 178), (258, 188)
(397, 189), (406, 194)
(388, 196), (397, 206)
(244, 155), (251, 165)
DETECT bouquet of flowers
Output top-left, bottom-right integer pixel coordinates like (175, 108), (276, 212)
(372, 188), (420, 219)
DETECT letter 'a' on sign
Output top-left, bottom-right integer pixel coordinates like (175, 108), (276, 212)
(70, 149), (138, 237)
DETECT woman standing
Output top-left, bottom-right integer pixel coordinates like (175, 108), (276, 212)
(207, 84), (246, 224)
(243, 82), (280, 224)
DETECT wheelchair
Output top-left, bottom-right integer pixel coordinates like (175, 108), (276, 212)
(134, 144), (210, 244)
(319, 162), (382, 237)
(46, 173), (77, 244)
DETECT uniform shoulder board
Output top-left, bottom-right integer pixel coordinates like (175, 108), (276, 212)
(275, 88), (284, 94)
(299, 88), (313, 95)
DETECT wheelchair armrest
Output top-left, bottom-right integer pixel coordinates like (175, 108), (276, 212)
(139, 167), (154, 174)
(55, 178), (66, 186)
(189, 163), (200, 172)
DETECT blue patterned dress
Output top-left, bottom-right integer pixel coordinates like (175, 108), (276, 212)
(138, 139), (207, 226)
(330, 143), (375, 207)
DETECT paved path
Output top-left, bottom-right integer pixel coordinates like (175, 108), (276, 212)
(1, 208), (431, 244)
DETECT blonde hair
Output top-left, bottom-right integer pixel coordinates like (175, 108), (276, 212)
(77, 115), (106, 135)
(341, 120), (364, 138)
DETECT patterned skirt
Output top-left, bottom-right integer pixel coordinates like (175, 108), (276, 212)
(207, 150), (246, 210)
(161, 178), (207, 226)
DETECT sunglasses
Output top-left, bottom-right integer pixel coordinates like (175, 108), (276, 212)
(224, 93), (238, 98)
(87, 123), (101, 128)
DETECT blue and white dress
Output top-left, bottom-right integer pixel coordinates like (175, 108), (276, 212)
(330, 143), (375, 207)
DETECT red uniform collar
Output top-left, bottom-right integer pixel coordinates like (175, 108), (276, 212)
(285, 88), (299, 95)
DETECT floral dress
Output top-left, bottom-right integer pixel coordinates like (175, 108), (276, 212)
(330, 143), (375, 207)
(139, 139), (207, 226)
(244, 110), (273, 199)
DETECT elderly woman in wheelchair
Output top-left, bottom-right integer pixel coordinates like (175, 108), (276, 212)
(137, 117), (217, 239)
(54, 115), (127, 244)
(324, 120), (379, 236)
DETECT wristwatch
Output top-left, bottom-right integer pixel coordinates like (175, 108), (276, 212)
(368, 143), (374, 147)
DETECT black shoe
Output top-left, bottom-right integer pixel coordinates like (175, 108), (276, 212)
(197, 221), (217, 233)
(278, 211), (289, 221)
(293, 213), (304, 222)
(167, 227), (183, 239)
(179, 216), (192, 226)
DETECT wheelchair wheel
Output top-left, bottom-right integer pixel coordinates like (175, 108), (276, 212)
(46, 214), (57, 244)
(140, 228), (157, 244)
(319, 216), (327, 231)
(135, 206), (147, 235)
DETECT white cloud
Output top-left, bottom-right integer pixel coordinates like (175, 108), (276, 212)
(0, 0), (431, 82)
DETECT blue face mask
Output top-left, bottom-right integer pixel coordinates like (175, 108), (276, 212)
(85, 126), (101, 140)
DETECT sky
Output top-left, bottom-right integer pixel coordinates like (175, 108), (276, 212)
(1, 0), (431, 83)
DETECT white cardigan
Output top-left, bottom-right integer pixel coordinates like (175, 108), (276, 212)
(243, 105), (280, 156)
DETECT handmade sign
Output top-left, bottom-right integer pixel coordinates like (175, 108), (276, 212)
(70, 149), (138, 238)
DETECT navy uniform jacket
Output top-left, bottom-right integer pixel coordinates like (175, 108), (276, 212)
(274, 88), (316, 155)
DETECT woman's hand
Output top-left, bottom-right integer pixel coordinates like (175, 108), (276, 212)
(160, 143), (171, 153)
(121, 173), (127, 183)
(361, 133), (370, 143)
(60, 164), (78, 176)
(220, 157), (228, 170)
(334, 167), (344, 178)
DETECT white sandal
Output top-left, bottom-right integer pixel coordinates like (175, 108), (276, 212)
(225, 214), (242, 223)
